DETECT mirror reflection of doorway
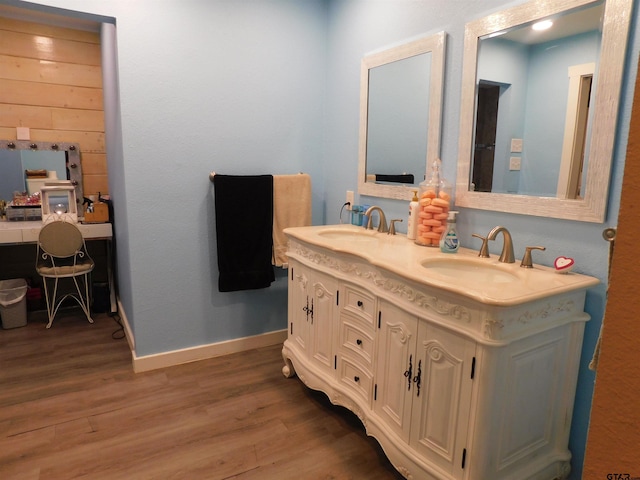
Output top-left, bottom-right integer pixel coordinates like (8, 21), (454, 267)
(558, 63), (595, 200)
(472, 82), (500, 192)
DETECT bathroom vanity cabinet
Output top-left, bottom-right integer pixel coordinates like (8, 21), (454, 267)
(281, 225), (598, 480)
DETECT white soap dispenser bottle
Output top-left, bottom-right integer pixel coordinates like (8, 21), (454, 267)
(407, 190), (419, 240)
(440, 211), (459, 253)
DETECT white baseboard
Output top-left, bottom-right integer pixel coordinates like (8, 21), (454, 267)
(115, 297), (286, 373)
(132, 328), (287, 373)
(117, 297), (135, 352)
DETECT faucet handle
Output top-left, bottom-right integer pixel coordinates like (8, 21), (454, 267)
(472, 233), (490, 258)
(520, 246), (546, 268)
(388, 219), (403, 235)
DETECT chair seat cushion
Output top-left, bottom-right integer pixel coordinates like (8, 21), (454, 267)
(37, 261), (94, 277)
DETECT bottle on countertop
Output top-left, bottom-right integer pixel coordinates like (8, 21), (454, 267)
(440, 211), (459, 253)
(407, 190), (419, 240)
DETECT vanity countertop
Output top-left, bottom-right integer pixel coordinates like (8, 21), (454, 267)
(0, 220), (112, 243)
(284, 224), (599, 306)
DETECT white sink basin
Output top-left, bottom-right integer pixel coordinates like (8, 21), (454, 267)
(316, 227), (380, 243)
(420, 258), (519, 284)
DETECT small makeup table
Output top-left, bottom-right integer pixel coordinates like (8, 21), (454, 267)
(0, 220), (115, 313)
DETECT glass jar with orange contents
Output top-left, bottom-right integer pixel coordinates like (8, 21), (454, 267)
(415, 158), (451, 247)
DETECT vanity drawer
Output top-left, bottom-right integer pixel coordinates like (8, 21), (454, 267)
(338, 355), (373, 404)
(341, 285), (375, 325)
(340, 315), (374, 368)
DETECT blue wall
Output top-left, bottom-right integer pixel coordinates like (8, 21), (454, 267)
(13, 0), (640, 478)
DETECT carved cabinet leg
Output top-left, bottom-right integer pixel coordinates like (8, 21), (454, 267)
(282, 349), (296, 378)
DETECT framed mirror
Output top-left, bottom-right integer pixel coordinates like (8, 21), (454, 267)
(0, 140), (84, 211)
(455, 0), (633, 222)
(358, 32), (446, 201)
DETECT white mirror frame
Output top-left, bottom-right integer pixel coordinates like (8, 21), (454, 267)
(358, 32), (446, 201)
(455, 0), (633, 222)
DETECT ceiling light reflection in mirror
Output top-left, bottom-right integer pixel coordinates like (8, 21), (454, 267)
(456, 0), (632, 222)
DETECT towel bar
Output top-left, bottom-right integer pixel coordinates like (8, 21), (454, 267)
(209, 171), (305, 183)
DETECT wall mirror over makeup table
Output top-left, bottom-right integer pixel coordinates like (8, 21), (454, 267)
(0, 140), (84, 215)
(358, 31), (446, 201)
(455, 0), (633, 222)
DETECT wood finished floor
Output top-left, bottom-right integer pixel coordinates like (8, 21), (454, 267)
(0, 310), (404, 480)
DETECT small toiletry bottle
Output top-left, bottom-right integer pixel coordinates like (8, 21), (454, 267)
(415, 158), (451, 247)
(440, 211), (459, 253)
(407, 190), (419, 240)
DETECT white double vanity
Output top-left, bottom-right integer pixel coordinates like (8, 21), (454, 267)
(281, 224), (598, 480)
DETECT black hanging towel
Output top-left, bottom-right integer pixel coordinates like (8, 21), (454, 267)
(213, 174), (275, 292)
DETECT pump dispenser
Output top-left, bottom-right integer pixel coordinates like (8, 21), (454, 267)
(440, 211), (459, 253)
(407, 190), (419, 240)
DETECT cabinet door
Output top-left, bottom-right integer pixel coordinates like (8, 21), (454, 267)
(374, 300), (475, 477)
(411, 321), (475, 477)
(308, 270), (338, 374)
(374, 300), (418, 443)
(288, 261), (310, 354)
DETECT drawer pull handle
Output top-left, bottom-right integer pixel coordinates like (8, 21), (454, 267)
(354, 376), (360, 382)
(356, 339), (362, 346)
(357, 300), (363, 307)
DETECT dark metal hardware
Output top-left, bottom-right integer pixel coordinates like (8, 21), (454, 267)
(30, 143), (38, 149)
(413, 360), (422, 397)
(303, 297), (314, 323)
(51, 144), (59, 150)
(69, 163), (78, 169)
(357, 300), (363, 307)
(354, 376), (360, 383)
(356, 339), (362, 346)
(404, 354), (413, 391)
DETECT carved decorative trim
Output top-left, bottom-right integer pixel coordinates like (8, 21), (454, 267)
(559, 460), (571, 479)
(482, 298), (579, 340)
(397, 466), (413, 479)
(425, 341), (446, 362)
(332, 392), (366, 424)
(515, 299), (576, 325)
(293, 244), (471, 323)
(389, 323), (412, 344)
(483, 317), (505, 339)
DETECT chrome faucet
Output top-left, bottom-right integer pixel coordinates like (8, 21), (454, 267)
(487, 226), (515, 263)
(364, 206), (388, 233)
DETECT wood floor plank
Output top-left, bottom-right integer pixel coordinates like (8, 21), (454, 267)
(0, 310), (404, 479)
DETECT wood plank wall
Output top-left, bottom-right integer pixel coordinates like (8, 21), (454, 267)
(0, 16), (108, 197)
